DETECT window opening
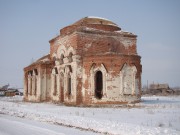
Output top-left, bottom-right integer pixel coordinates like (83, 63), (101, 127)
(68, 74), (71, 95)
(53, 68), (58, 96)
(60, 73), (64, 102)
(95, 71), (103, 99)
(60, 54), (64, 64)
(68, 52), (73, 62)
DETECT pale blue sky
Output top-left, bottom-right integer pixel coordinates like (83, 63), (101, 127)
(0, 0), (180, 88)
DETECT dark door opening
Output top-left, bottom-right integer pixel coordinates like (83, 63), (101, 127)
(95, 71), (103, 99)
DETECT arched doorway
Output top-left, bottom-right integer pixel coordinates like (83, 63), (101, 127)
(95, 71), (103, 99)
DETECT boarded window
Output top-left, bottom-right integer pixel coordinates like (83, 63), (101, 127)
(95, 71), (103, 99)
(120, 64), (137, 95)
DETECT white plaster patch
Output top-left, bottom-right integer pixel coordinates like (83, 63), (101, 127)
(82, 67), (87, 84)
(121, 39), (133, 49)
(120, 64), (137, 95)
(84, 43), (92, 51)
(111, 36), (135, 49)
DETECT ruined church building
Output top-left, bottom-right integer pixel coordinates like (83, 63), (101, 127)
(24, 17), (142, 106)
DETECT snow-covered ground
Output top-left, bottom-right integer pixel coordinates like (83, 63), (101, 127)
(0, 96), (180, 135)
(0, 114), (98, 135)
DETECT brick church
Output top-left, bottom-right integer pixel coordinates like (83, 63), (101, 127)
(23, 17), (142, 106)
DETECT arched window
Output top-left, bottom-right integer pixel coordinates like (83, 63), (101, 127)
(53, 68), (58, 96)
(60, 73), (64, 102)
(60, 54), (64, 64)
(34, 69), (38, 75)
(53, 56), (56, 61)
(28, 70), (33, 95)
(26, 72), (28, 96)
(95, 71), (103, 99)
(68, 52), (73, 63)
(34, 69), (38, 96)
(67, 73), (71, 95)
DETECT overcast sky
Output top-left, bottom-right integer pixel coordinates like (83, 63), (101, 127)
(0, 0), (180, 88)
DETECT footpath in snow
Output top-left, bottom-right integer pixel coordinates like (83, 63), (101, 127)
(0, 96), (180, 135)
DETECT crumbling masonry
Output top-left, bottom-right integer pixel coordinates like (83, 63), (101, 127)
(24, 17), (142, 105)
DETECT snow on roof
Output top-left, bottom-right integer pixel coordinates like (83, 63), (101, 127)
(86, 16), (119, 27)
(40, 57), (50, 63)
(87, 16), (111, 21)
(116, 30), (133, 35)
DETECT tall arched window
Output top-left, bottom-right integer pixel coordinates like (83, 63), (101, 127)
(60, 73), (64, 102)
(95, 71), (103, 99)
(67, 73), (71, 95)
(68, 52), (73, 63)
(60, 54), (64, 64)
(26, 72), (28, 96)
(28, 70), (33, 95)
(34, 69), (38, 96)
(53, 68), (58, 96)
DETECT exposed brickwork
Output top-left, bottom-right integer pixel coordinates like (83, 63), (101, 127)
(24, 17), (142, 106)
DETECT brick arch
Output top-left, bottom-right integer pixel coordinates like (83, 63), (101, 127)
(119, 63), (128, 73)
(52, 67), (58, 75)
(57, 45), (66, 58)
(67, 46), (75, 56)
(67, 47), (76, 63)
(52, 53), (57, 60)
(90, 63), (107, 99)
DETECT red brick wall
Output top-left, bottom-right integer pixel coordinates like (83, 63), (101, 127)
(76, 32), (137, 57)
(49, 33), (78, 59)
(82, 55), (141, 104)
(25, 18), (142, 105)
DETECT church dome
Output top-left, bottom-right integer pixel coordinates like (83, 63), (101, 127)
(60, 16), (121, 35)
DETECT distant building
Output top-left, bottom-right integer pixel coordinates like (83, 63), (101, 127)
(149, 83), (174, 95)
(5, 89), (17, 96)
(0, 84), (9, 96)
(0, 89), (6, 96)
(24, 17), (142, 106)
(150, 83), (169, 90)
(1, 84), (9, 90)
(0, 84), (23, 96)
